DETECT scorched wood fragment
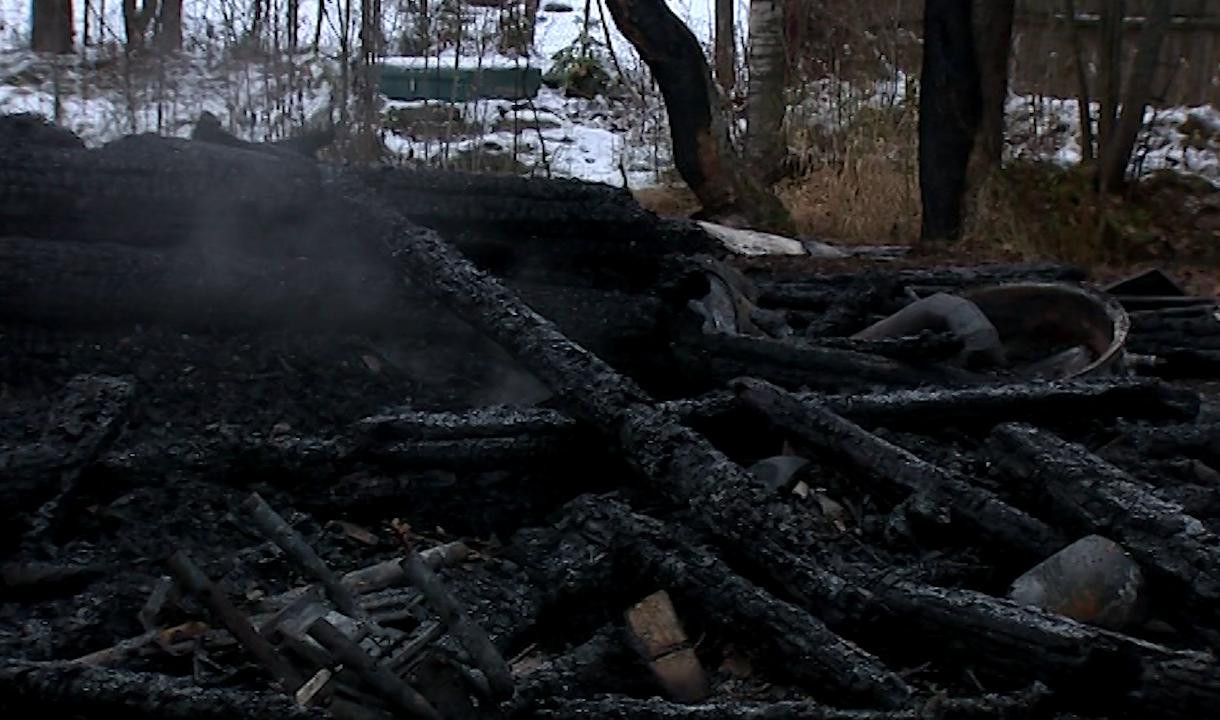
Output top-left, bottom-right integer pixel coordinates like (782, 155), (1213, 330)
(732, 378), (1064, 561)
(989, 423), (1220, 640)
(529, 690), (1052, 720)
(557, 495), (913, 707)
(0, 660), (332, 720)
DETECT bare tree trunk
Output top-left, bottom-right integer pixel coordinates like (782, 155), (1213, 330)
(966, 0), (1013, 182)
(604, 0), (794, 234)
(251, 0), (265, 47)
(744, 0), (786, 180)
(287, 0), (300, 51)
(1063, 0), (1095, 162)
(1099, 1), (1173, 193)
(123, 0), (159, 52)
(313, 0), (326, 52)
(354, 0), (383, 160)
(156, 0), (183, 52)
(714, 0), (735, 96)
(1097, 0), (1124, 157)
(33, 0), (75, 53)
(918, 0), (981, 245)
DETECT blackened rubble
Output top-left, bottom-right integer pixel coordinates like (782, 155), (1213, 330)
(2, 112), (1220, 719)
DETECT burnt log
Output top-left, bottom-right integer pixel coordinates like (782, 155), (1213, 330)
(616, 404), (1220, 717)
(557, 494), (913, 707)
(355, 406), (576, 442)
(600, 0), (793, 232)
(1, 374), (134, 547)
(673, 330), (976, 391)
(732, 378), (1064, 561)
(665, 377), (1200, 432)
(753, 264), (1085, 309)
(988, 423), (1220, 636)
(0, 660), (330, 720)
(529, 688), (1051, 720)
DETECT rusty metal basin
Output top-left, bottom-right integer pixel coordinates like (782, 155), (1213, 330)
(962, 282), (1131, 379)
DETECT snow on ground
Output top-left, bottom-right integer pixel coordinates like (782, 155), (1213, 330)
(1005, 94), (1220, 187)
(3, 1), (1219, 190)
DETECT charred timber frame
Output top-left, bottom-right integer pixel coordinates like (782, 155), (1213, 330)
(328, 171), (1220, 716)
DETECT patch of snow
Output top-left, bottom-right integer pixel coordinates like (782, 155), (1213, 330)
(698, 221), (829, 257)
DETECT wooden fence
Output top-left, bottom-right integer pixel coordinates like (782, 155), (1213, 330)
(1012, 0), (1220, 107)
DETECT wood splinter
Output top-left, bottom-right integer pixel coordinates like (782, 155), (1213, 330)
(624, 590), (710, 703)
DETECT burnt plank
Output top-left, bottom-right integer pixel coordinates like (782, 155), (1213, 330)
(733, 378), (1064, 561)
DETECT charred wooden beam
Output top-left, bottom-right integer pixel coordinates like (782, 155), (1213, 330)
(663, 377), (1198, 432)
(616, 404), (1220, 718)
(528, 686), (1051, 720)
(507, 626), (643, 712)
(305, 617), (442, 720)
(674, 330), (973, 391)
(753, 264), (1086, 306)
(356, 406), (576, 442)
(0, 660), (330, 720)
(166, 551), (306, 692)
(558, 494), (913, 707)
(988, 423), (1220, 635)
(242, 492), (370, 622)
(732, 378), (1064, 561)
(1133, 347), (1220, 380)
(398, 546), (515, 699)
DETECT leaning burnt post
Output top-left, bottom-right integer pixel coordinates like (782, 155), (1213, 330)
(601, 0), (794, 234)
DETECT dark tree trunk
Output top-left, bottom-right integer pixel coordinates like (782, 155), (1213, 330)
(32, 0), (74, 53)
(156, 0), (182, 51)
(603, 0), (794, 234)
(918, 0), (981, 244)
(967, 0), (1013, 182)
(286, 0), (299, 51)
(745, 0), (786, 180)
(122, 0), (158, 52)
(714, 0), (735, 95)
(1064, 0), (1095, 162)
(1097, 0), (1124, 162)
(1099, 1), (1174, 193)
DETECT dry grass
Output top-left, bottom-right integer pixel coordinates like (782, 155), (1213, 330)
(777, 103), (921, 243)
(632, 185), (701, 219)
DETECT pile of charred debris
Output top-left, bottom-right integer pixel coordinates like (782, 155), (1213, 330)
(2, 112), (1220, 720)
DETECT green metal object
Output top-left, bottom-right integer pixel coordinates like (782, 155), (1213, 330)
(377, 63), (543, 102)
